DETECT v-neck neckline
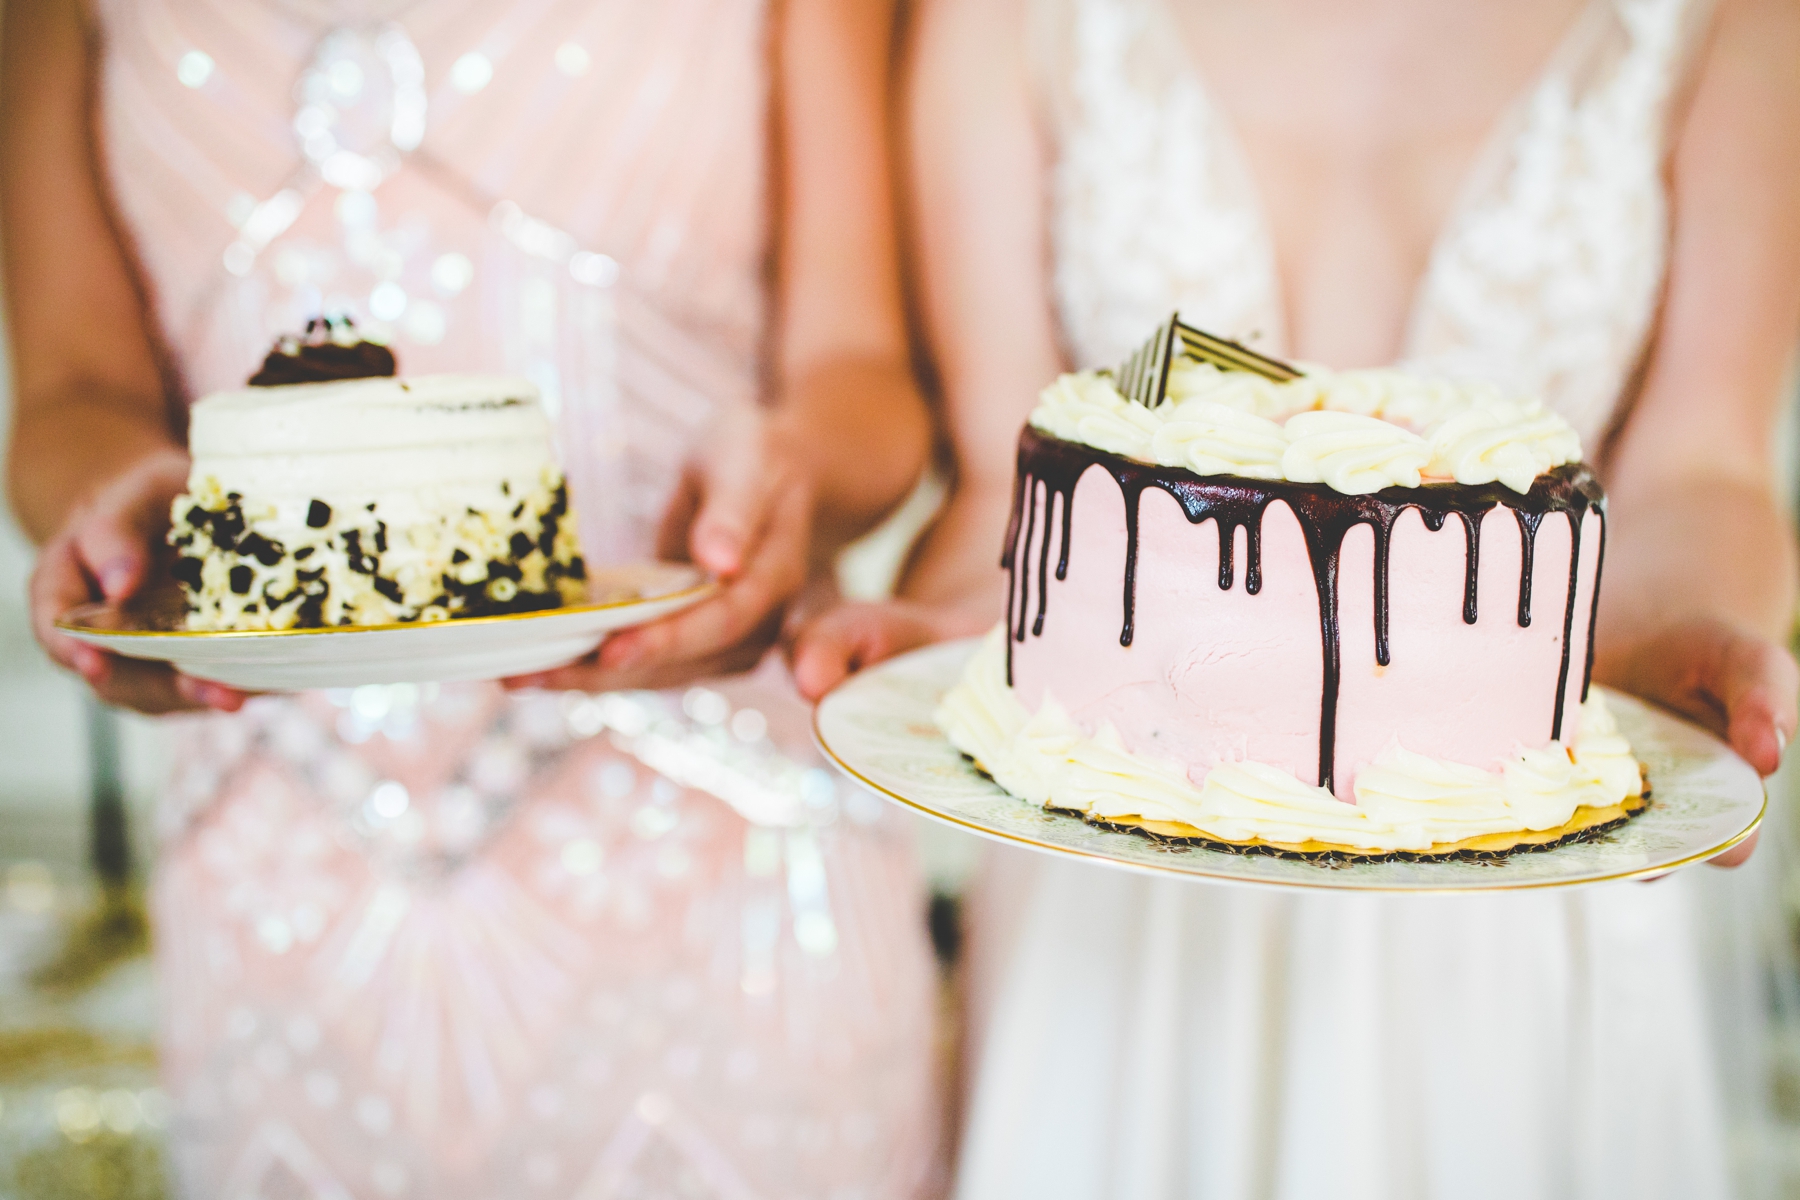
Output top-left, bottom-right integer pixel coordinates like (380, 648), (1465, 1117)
(1145, 0), (1613, 365)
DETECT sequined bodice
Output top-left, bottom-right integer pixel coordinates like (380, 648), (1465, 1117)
(95, 0), (772, 559)
(1035, 0), (1712, 447)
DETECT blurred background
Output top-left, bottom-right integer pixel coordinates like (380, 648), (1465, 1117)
(0, 295), (178, 1197)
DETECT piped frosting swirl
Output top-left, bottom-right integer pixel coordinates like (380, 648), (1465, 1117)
(1030, 363), (1583, 495)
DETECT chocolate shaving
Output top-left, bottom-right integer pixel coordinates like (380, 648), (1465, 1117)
(1111, 313), (1301, 408)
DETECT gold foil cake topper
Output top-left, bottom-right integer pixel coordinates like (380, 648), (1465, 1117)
(1111, 312), (1301, 408)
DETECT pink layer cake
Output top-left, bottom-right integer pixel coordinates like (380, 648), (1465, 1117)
(936, 316), (1644, 857)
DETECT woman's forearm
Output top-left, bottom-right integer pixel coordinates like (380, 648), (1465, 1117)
(1595, 476), (1797, 669)
(898, 476), (1013, 617)
(773, 354), (933, 554)
(7, 384), (183, 544)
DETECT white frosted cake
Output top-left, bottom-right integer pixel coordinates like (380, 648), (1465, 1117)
(169, 339), (584, 631)
(936, 316), (1645, 859)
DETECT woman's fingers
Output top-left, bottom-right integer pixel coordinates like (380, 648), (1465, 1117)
(509, 479), (809, 694)
(22, 448), (232, 715)
(74, 448), (189, 600)
(665, 408), (784, 579)
(29, 531), (99, 672)
(602, 471), (810, 671)
(688, 432), (781, 580)
(1704, 829), (1759, 870)
(1718, 631), (1799, 776)
(31, 545), (233, 714)
(1620, 618), (1797, 777)
(788, 602), (944, 701)
(1606, 619), (1796, 871)
(501, 614), (780, 694)
(73, 498), (152, 601)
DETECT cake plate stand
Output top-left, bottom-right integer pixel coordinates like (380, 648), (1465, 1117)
(813, 639), (1766, 892)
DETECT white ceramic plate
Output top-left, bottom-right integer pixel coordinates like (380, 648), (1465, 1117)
(814, 639), (1766, 892)
(56, 562), (714, 690)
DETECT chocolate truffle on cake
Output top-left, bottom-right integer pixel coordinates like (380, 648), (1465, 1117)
(168, 321), (585, 630)
(936, 315), (1645, 859)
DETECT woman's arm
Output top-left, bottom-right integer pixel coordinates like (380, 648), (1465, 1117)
(2, 0), (235, 712)
(895, 0), (1063, 608)
(2, 0), (176, 539)
(516, 0), (934, 692)
(1593, 0), (1800, 793)
(790, 0), (1064, 697)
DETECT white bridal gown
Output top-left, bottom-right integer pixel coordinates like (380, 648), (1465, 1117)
(956, 0), (1795, 1196)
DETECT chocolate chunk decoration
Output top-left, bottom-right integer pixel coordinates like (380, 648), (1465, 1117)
(1004, 426), (1606, 794)
(237, 532), (285, 567)
(171, 557), (203, 589)
(307, 500), (332, 528)
(248, 317), (397, 387)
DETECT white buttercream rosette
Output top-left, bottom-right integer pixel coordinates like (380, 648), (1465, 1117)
(1029, 362), (1583, 496)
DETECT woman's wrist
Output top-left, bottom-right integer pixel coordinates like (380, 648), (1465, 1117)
(9, 399), (185, 544)
(770, 355), (933, 551)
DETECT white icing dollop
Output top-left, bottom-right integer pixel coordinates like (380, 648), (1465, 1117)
(937, 627), (1642, 853)
(1427, 396), (1586, 495)
(1152, 401), (1288, 480)
(1029, 364), (1584, 495)
(1281, 410), (1432, 493)
(1028, 372), (1161, 462)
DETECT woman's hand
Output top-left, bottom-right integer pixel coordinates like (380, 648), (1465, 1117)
(788, 598), (993, 702)
(1605, 618), (1797, 776)
(1598, 618), (1797, 868)
(505, 406), (814, 693)
(28, 448), (245, 714)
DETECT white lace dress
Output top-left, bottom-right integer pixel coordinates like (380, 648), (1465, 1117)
(955, 1), (1790, 1196)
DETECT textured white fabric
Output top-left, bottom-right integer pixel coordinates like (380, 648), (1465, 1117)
(1035, 0), (1710, 448)
(956, 1), (1781, 1196)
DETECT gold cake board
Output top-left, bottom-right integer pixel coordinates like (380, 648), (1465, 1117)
(1059, 784), (1651, 865)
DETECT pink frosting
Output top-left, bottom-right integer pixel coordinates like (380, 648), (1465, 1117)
(1009, 464), (1602, 801)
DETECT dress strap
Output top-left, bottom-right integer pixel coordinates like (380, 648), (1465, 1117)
(1405, 0), (1717, 446)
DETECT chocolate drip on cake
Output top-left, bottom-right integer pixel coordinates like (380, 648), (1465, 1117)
(1454, 509), (1483, 624)
(1580, 518), (1607, 703)
(1513, 508), (1543, 626)
(1006, 426), (1605, 792)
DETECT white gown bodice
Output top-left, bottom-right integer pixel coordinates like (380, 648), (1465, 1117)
(1035, 0), (1712, 446)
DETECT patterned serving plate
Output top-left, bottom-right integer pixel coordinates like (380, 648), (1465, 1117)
(55, 562), (713, 690)
(814, 638), (1766, 892)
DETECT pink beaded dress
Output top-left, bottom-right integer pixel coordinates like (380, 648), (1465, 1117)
(89, 3), (942, 1196)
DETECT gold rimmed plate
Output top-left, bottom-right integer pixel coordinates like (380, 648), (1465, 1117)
(813, 639), (1766, 892)
(56, 562), (714, 690)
